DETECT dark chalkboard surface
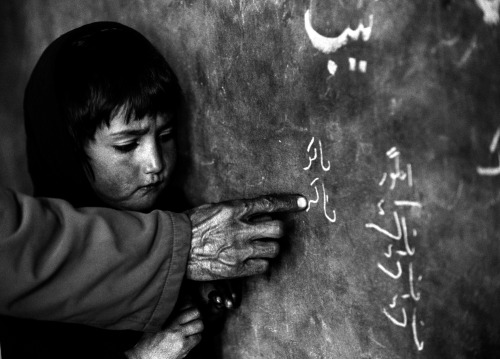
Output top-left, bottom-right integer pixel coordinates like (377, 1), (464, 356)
(176, 1), (500, 358)
(1, 0), (500, 358)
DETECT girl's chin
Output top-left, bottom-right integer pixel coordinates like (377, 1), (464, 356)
(111, 193), (160, 212)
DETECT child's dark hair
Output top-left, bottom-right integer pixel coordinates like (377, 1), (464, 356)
(55, 25), (181, 173)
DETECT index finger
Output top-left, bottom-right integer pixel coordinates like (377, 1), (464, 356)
(243, 194), (307, 216)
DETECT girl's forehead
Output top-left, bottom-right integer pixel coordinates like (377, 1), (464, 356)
(98, 112), (172, 139)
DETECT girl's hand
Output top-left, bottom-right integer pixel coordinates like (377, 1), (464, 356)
(125, 305), (203, 359)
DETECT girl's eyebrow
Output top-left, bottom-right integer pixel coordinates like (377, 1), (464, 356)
(157, 122), (173, 133)
(109, 115), (173, 137)
(110, 128), (149, 138)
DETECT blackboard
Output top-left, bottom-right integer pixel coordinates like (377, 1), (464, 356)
(176, 1), (500, 358)
(2, 0), (500, 358)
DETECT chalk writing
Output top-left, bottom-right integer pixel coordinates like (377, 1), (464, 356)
(474, 0), (500, 25)
(304, 137), (330, 171)
(365, 211), (402, 240)
(377, 261), (402, 279)
(348, 57), (368, 73)
(304, 7), (374, 74)
(304, 137), (337, 223)
(366, 147), (424, 351)
(389, 294), (398, 308)
(402, 217), (415, 256)
(349, 57), (356, 71)
(394, 200), (421, 208)
(412, 308), (425, 350)
(304, 10), (374, 54)
(306, 178), (320, 210)
(408, 263), (421, 301)
(321, 182), (337, 222)
(384, 244), (393, 258)
(327, 60), (338, 76)
(383, 307), (407, 327)
(378, 172), (387, 186)
(378, 147), (413, 189)
(477, 127), (500, 176)
(489, 127), (500, 153)
(377, 199), (385, 215)
(359, 60), (368, 73)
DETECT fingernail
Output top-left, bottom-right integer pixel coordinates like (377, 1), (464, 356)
(225, 299), (234, 309)
(297, 197), (307, 208)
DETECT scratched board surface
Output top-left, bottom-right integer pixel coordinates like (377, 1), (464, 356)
(3, 0), (500, 358)
(176, 1), (500, 358)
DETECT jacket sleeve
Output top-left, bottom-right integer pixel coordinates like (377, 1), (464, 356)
(0, 187), (191, 332)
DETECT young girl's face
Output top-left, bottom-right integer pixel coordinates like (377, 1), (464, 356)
(84, 106), (176, 212)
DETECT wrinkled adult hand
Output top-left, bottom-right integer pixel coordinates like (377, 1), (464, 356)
(185, 194), (307, 281)
(125, 304), (203, 359)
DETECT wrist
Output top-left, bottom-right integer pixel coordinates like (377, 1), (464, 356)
(124, 349), (141, 359)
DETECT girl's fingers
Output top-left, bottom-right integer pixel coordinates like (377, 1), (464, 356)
(176, 307), (201, 325)
(182, 319), (204, 336)
(187, 333), (202, 348)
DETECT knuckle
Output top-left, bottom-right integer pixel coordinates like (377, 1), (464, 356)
(192, 334), (202, 346)
(217, 202), (237, 220)
(195, 320), (205, 332)
(227, 203), (238, 214)
(250, 260), (269, 275)
(190, 308), (201, 319)
(261, 260), (270, 271)
(269, 241), (280, 256)
(173, 332), (184, 342)
(261, 197), (274, 211)
(274, 221), (285, 237)
(182, 340), (191, 350)
(229, 199), (244, 213)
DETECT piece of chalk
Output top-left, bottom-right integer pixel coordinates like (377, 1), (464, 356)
(298, 197), (307, 208)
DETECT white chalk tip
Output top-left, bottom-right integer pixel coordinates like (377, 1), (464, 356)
(297, 197), (307, 208)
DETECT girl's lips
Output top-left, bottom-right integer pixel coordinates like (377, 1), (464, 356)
(139, 180), (164, 193)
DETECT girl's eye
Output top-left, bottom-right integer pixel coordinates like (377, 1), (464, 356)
(159, 130), (173, 143)
(113, 142), (138, 153)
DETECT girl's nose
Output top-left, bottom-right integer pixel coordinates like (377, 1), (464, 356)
(144, 141), (164, 174)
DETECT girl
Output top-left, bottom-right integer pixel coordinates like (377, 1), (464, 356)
(1, 22), (202, 359)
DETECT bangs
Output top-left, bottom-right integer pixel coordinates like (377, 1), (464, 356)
(55, 25), (181, 144)
(109, 67), (179, 126)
